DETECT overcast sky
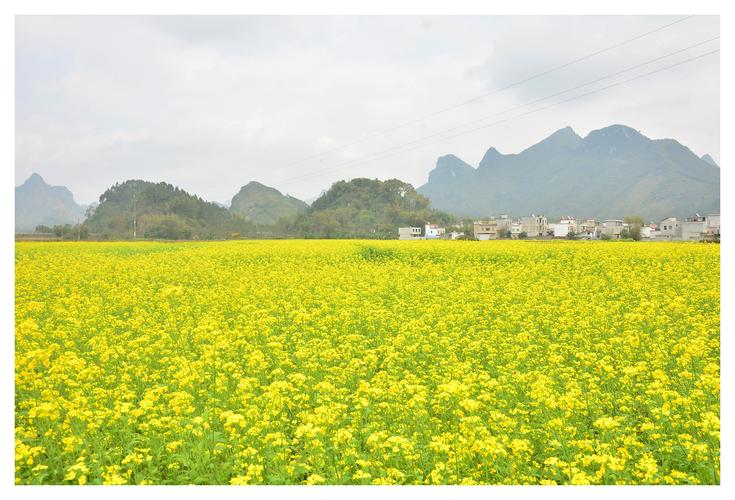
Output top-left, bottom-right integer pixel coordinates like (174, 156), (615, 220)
(16, 15), (720, 205)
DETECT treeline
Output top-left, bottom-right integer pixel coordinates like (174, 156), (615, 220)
(34, 224), (89, 240)
(36, 178), (453, 241)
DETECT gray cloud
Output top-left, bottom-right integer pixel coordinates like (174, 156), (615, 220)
(16, 15), (720, 205)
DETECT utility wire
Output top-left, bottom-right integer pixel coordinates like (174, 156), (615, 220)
(282, 36), (718, 185)
(280, 48), (719, 187)
(279, 15), (695, 169)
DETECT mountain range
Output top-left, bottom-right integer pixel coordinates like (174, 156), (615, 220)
(15, 124), (721, 234)
(417, 124), (720, 221)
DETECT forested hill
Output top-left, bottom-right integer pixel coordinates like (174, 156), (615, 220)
(292, 178), (452, 238)
(230, 181), (309, 224)
(84, 180), (244, 239)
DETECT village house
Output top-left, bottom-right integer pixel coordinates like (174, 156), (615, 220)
(424, 223), (445, 240)
(552, 216), (578, 238)
(520, 214), (548, 238)
(601, 220), (625, 238)
(398, 226), (422, 240)
(466, 212), (718, 242)
(496, 214), (512, 230)
(473, 220), (499, 240)
(657, 217), (682, 240)
(577, 219), (600, 238)
(473, 215), (519, 240)
(681, 215), (707, 241)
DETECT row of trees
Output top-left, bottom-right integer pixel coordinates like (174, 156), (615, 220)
(32, 178), (456, 241)
(34, 224), (89, 240)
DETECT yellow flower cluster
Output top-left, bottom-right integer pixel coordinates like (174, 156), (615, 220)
(15, 240), (719, 484)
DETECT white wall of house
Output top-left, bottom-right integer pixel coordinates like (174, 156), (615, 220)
(552, 223), (572, 237)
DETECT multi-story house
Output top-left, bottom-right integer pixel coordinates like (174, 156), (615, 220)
(520, 214), (547, 238)
(424, 223), (445, 240)
(658, 217), (682, 240)
(398, 227), (422, 240)
(602, 220), (625, 238)
(681, 215), (707, 241)
(473, 220), (498, 240)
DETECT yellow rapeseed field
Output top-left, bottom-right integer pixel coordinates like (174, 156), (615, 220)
(15, 240), (719, 485)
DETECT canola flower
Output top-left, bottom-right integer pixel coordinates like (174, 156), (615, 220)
(14, 240), (720, 485)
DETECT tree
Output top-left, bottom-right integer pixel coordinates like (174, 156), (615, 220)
(518, 231), (528, 240)
(624, 216), (644, 241)
(624, 216), (645, 227)
(144, 215), (193, 240)
(600, 233), (612, 241)
(52, 224), (72, 238)
(35, 225), (52, 234)
(566, 228), (576, 240)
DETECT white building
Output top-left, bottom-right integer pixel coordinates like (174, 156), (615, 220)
(424, 223), (445, 240)
(552, 216), (578, 238)
(398, 227), (422, 240)
(552, 224), (574, 238)
(558, 216), (578, 229)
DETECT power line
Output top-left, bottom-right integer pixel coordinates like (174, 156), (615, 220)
(280, 48), (719, 187)
(281, 36), (718, 185)
(278, 15), (695, 169)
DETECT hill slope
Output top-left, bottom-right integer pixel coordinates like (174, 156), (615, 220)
(230, 181), (308, 225)
(294, 178), (452, 238)
(84, 180), (242, 239)
(417, 125), (720, 221)
(15, 173), (86, 232)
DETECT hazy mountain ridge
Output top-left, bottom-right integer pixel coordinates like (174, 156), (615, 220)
(15, 124), (720, 235)
(15, 173), (86, 232)
(418, 124), (720, 220)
